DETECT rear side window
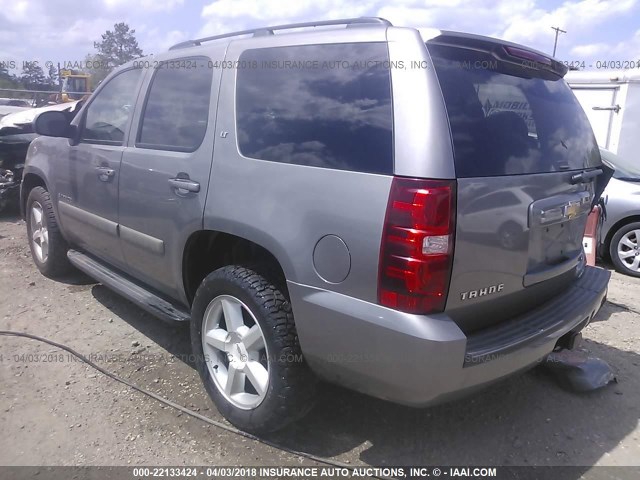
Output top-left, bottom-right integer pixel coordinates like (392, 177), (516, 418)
(236, 43), (393, 174)
(427, 43), (600, 178)
(137, 57), (212, 152)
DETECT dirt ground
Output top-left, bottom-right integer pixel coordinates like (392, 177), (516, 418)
(1, 211), (639, 474)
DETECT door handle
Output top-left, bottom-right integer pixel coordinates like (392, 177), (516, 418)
(168, 177), (200, 193)
(96, 166), (115, 182)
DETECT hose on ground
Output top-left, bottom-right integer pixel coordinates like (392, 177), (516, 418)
(0, 330), (391, 480)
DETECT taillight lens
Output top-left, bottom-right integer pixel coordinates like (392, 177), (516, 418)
(378, 177), (456, 314)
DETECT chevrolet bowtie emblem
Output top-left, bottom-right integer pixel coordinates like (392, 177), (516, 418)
(563, 201), (581, 219)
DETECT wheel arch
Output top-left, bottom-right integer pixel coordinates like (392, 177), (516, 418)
(604, 215), (640, 254)
(182, 230), (289, 305)
(20, 171), (49, 219)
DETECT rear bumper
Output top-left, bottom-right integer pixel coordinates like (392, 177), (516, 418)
(289, 265), (609, 407)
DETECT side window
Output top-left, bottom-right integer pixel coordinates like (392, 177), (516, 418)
(137, 57), (213, 152)
(81, 68), (142, 144)
(236, 43), (393, 175)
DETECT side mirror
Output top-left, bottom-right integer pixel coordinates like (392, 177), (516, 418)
(33, 111), (72, 138)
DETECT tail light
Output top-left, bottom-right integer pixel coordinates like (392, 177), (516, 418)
(378, 177), (456, 314)
(503, 46), (552, 66)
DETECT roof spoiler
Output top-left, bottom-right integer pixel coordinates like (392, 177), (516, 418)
(428, 32), (568, 77)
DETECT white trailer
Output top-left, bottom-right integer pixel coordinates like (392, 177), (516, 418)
(565, 70), (640, 160)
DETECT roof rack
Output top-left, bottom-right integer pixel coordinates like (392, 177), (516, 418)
(169, 17), (392, 50)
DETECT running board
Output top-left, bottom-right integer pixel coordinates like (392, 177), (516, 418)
(67, 249), (190, 323)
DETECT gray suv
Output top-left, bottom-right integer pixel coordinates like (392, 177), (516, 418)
(21, 18), (612, 433)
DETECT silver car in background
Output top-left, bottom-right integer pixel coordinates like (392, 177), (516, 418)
(600, 148), (640, 277)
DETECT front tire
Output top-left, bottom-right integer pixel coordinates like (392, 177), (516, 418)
(609, 222), (640, 277)
(191, 266), (316, 433)
(26, 186), (72, 278)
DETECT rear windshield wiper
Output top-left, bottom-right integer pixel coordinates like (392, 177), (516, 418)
(571, 168), (603, 184)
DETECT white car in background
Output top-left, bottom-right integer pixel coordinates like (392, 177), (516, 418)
(0, 98), (32, 118)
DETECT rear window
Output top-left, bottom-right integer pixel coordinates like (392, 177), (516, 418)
(427, 44), (600, 178)
(236, 43), (393, 175)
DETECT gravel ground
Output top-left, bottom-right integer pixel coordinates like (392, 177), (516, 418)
(0, 212), (639, 473)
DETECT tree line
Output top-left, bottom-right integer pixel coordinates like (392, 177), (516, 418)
(0, 22), (143, 92)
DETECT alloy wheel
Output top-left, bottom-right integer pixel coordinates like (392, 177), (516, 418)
(617, 229), (640, 272)
(30, 201), (49, 263)
(201, 295), (270, 410)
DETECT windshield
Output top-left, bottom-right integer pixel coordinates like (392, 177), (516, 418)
(62, 77), (87, 93)
(427, 43), (601, 178)
(600, 148), (640, 180)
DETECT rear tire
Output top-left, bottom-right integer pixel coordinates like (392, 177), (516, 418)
(609, 222), (640, 277)
(26, 186), (72, 278)
(191, 266), (316, 433)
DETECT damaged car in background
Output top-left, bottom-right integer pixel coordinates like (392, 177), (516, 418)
(0, 98), (32, 117)
(0, 133), (36, 212)
(0, 101), (81, 213)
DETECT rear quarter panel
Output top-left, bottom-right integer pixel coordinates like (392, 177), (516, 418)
(204, 29), (409, 304)
(204, 156), (392, 303)
(386, 27), (455, 180)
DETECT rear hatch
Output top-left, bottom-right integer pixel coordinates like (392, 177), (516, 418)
(426, 36), (611, 334)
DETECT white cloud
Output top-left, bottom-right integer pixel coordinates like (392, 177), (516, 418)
(201, 0), (370, 20)
(568, 29), (640, 65)
(377, 0), (534, 37)
(376, 5), (437, 27)
(195, 0), (640, 68)
(202, 0), (298, 19)
(610, 29), (640, 60)
(61, 18), (117, 48)
(103, 0), (184, 12)
(1, 0), (640, 76)
(502, 0), (637, 55)
(570, 42), (609, 57)
(0, 0), (186, 73)
(0, 0), (31, 22)
(195, 0), (563, 55)
(198, 0), (373, 37)
(405, 0), (638, 62)
(140, 28), (190, 52)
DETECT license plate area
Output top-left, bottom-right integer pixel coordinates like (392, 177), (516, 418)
(527, 191), (591, 274)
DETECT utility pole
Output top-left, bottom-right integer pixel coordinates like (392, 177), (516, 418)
(551, 26), (567, 57)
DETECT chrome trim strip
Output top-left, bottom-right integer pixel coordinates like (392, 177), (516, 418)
(529, 191), (592, 227)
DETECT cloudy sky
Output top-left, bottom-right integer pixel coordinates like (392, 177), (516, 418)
(1, 0), (639, 72)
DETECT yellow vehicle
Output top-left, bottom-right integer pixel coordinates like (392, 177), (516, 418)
(53, 70), (92, 103)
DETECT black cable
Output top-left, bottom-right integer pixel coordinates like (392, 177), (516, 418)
(606, 300), (640, 317)
(0, 330), (391, 480)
